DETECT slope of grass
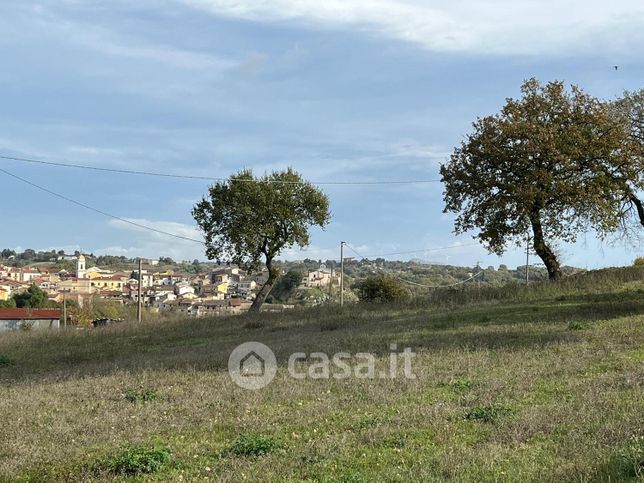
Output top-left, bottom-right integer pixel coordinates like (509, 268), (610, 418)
(0, 267), (642, 481)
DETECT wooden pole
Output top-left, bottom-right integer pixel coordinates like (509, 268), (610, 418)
(340, 241), (345, 307)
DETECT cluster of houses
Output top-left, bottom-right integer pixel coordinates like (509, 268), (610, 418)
(0, 255), (339, 331)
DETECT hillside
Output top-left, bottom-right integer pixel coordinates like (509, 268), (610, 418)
(0, 267), (643, 481)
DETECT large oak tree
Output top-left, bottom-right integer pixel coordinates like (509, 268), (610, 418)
(193, 168), (330, 311)
(441, 79), (641, 280)
(611, 89), (644, 229)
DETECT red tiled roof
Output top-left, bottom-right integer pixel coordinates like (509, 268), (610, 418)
(0, 308), (61, 320)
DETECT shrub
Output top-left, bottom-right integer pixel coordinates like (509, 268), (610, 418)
(105, 445), (171, 475)
(447, 378), (475, 392)
(567, 320), (587, 331)
(634, 257), (644, 266)
(125, 389), (158, 403)
(620, 435), (644, 478)
(465, 404), (513, 423)
(352, 275), (409, 303)
(243, 319), (265, 329)
(0, 354), (13, 367)
(228, 433), (281, 457)
(320, 320), (340, 331)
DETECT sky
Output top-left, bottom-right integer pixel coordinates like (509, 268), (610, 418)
(0, 0), (642, 268)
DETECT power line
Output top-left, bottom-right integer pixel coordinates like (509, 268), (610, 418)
(358, 242), (480, 258)
(0, 167), (207, 245)
(0, 166), (473, 263)
(345, 243), (482, 288)
(0, 154), (443, 185)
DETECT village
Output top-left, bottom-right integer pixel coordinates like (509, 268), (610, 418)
(0, 254), (341, 331)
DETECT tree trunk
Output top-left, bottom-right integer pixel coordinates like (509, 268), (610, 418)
(529, 209), (562, 281)
(249, 258), (279, 313)
(629, 192), (644, 228)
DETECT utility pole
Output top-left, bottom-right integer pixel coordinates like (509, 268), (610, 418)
(476, 260), (482, 296)
(340, 241), (345, 307)
(137, 258), (143, 323)
(525, 235), (530, 286)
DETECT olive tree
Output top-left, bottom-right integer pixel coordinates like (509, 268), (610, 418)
(192, 168), (330, 311)
(441, 79), (639, 280)
(611, 88), (644, 229)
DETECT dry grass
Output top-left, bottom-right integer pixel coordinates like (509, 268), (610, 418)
(0, 267), (643, 481)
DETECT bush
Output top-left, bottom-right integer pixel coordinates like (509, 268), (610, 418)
(446, 378), (475, 392)
(320, 320), (340, 331)
(567, 320), (587, 331)
(125, 389), (158, 403)
(634, 257), (644, 266)
(105, 445), (171, 475)
(620, 435), (644, 478)
(352, 275), (409, 303)
(228, 433), (281, 457)
(243, 319), (265, 330)
(465, 404), (513, 423)
(0, 354), (13, 367)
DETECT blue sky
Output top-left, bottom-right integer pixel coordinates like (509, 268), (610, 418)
(1, 0), (642, 267)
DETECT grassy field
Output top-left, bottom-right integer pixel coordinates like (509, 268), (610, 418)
(1, 267), (643, 482)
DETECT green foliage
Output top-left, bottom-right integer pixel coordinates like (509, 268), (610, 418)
(193, 168), (330, 310)
(227, 433), (282, 457)
(446, 378), (475, 392)
(0, 299), (17, 309)
(193, 168), (330, 271)
(465, 404), (514, 423)
(1, 248), (16, 259)
(271, 270), (303, 302)
(13, 285), (54, 309)
(124, 389), (158, 403)
(353, 274), (409, 303)
(567, 320), (588, 331)
(619, 435), (644, 478)
(0, 354), (13, 367)
(611, 89), (644, 229)
(105, 445), (171, 475)
(441, 79), (642, 280)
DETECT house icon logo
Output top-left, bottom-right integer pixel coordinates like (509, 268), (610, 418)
(228, 342), (277, 390)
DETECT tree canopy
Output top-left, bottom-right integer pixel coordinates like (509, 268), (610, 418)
(441, 79), (642, 280)
(352, 274), (409, 303)
(13, 285), (54, 309)
(610, 88), (644, 230)
(193, 168), (330, 311)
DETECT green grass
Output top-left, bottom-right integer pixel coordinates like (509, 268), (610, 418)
(124, 388), (159, 403)
(102, 445), (172, 476)
(0, 266), (642, 481)
(226, 433), (282, 457)
(0, 354), (12, 367)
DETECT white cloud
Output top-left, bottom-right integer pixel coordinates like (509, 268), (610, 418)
(106, 218), (206, 261)
(15, 4), (236, 71)
(180, 0), (644, 55)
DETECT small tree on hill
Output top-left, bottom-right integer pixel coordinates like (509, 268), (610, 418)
(193, 168), (330, 312)
(353, 275), (409, 303)
(441, 79), (640, 280)
(271, 270), (303, 302)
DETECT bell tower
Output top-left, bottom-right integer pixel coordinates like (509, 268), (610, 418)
(77, 254), (86, 279)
